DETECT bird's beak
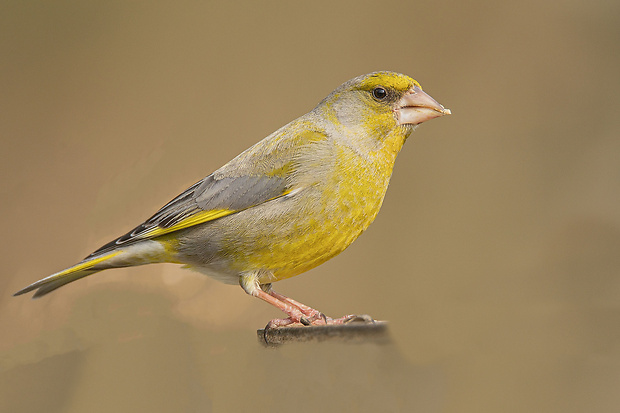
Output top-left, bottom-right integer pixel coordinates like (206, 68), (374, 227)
(395, 85), (451, 125)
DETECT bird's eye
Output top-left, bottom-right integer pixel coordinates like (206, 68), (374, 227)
(372, 87), (388, 101)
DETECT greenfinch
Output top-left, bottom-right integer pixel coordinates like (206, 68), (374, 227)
(15, 71), (450, 328)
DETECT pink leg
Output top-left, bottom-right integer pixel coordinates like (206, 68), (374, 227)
(251, 289), (308, 328)
(268, 291), (325, 321)
(266, 290), (363, 327)
(240, 275), (370, 329)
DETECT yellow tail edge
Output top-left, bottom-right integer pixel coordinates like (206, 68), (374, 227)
(14, 251), (122, 299)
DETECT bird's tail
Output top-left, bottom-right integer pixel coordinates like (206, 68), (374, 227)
(14, 250), (124, 298)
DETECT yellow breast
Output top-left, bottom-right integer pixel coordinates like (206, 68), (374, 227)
(242, 128), (407, 284)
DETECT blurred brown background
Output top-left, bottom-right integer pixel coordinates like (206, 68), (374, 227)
(1, 1), (619, 412)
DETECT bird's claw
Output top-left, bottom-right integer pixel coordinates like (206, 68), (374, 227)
(264, 313), (374, 330)
(342, 314), (375, 324)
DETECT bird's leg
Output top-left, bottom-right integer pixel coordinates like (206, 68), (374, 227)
(240, 276), (311, 328)
(240, 274), (370, 329)
(253, 289), (306, 328)
(263, 285), (368, 325)
(258, 283), (329, 327)
(266, 289), (326, 324)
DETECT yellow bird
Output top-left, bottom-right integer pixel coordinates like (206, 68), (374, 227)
(15, 72), (450, 328)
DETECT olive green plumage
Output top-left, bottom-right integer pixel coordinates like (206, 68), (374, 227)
(15, 72), (450, 321)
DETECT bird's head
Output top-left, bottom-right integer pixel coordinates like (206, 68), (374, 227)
(316, 72), (450, 142)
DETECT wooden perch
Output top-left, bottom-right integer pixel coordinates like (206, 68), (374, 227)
(257, 316), (390, 347)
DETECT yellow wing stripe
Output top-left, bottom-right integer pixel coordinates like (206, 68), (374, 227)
(134, 188), (296, 241)
(141, 209), (236, 239)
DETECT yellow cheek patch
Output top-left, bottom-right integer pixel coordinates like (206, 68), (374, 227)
(360, 109), (394, 136)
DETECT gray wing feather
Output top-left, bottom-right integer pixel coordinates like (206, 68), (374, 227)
(88, 173), (288, 257)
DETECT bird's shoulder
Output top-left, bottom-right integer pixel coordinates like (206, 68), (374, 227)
(215, 118), (332, 180)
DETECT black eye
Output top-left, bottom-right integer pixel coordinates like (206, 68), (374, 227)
(372, 87), (388, 101)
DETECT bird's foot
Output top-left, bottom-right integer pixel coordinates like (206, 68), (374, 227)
(265, 313), (375, 330)
(249, 283), (374, 330)
(265, 311), (328, 329)
(329, 314), (375, 324)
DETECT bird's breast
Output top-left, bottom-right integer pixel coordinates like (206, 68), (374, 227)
(248, 142), (398, 283)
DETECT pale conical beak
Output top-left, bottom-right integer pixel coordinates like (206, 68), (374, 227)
(395, 85), (451, 125)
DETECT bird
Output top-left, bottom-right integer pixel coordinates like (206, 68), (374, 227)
(14, 71), (450, 328)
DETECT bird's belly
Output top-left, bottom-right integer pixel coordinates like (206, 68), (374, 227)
(176, 182), (386, 285)
(232, 181), (386, 283)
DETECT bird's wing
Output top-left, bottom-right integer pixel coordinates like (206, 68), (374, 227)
(87, 173), (290, 258)
(87, 129), (328, 258)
